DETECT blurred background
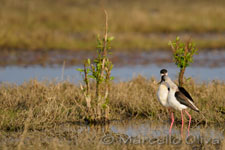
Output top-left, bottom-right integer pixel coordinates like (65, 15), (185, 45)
(0, 0), (225, 83)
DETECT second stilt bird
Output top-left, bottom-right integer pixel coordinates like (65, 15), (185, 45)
(160, 74), (199, 136)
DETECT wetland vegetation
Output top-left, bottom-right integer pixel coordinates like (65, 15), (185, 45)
(0, 0), (225, 149)
(0, 77), (225, 131)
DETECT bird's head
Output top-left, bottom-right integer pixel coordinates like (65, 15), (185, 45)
(158, 69), (168, 84)
(160, 69), (168, 76)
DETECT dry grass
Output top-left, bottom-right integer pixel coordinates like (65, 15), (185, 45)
(0, 0), (225, 51)
(0, 76), (224, 131)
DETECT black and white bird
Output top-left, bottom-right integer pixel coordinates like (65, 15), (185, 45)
(157, 69), (169, 107)
(157, 69), (175, 135)
(160, 75), (199, 136)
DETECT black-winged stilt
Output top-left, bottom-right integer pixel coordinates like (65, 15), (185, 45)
(157, 69), (174, 135)
(160, 75), (199, 136)
(157, 69), (169, 107)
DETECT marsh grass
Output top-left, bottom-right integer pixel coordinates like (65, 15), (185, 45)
(0, 76), (224, 132)
(0, 0), (225, 51)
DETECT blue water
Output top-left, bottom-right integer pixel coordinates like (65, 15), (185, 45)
(0, 63), (224, 84)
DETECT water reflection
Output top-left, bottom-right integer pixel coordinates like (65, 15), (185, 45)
(1, 119), (224, 147)
(62, 119), (224, 140)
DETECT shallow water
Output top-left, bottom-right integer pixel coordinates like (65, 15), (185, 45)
(2, 119), (223, 147)
(0, 64), (225, 84)
(100, 119), (223, 137)
(62, 119), (225, 143)
(1, 50), (225, 84)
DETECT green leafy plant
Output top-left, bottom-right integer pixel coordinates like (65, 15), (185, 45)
(168, 37), (198, 86)
(77, 10), (114, 122)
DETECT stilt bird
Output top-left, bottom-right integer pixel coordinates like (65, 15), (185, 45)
(160, 74), (199, 136)
(157, 69), (174, 135)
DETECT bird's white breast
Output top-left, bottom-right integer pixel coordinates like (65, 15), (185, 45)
(157, 84), (169, 107)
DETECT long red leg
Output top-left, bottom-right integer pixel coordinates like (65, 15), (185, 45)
(169, 109), (174, 135)
(181, 110), (184, 136)
(185, 110), (191, 136)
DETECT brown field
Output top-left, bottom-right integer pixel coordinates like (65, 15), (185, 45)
(0, 76), (224, 131)
(0, 0), (225, 51)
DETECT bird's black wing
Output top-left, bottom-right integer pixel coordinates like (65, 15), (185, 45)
(175, 91), (199, 112)
(178, 86), (194, 102)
